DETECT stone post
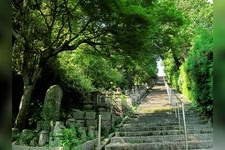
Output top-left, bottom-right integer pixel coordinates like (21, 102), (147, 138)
(38, 130), (49, 146)
(53, 121), (65, 146)
(87, 126), (95, 139)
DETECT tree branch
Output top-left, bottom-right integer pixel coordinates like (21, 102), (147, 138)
(49, 0), (58, 29)
(35, 0), (50, 30)
(12, 29), (25, 45)
(41, 39), (85, 63)
(83, 40), (103, 47)
(68, 18), (92, 43)
(50, 14), (66, 48)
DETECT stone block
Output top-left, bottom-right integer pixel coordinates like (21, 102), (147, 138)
(85, 111), (96, 120)
(12, 128), (20, 141)
(66, 118), (76, 128)
(38, 130), (49, 146)
(12, 145), (30, 150)
(29, 147), (64, 150)
(12, 140), (19, 145)
(53, 121), (65, 136)
(79, 139), (98, 150)
(51, 135), (63, 146)
(87, 126), (96, 139)
(29, 147), (46, 150)
(19, 129), (35, 145)
(36, 121), (50, 131)
(101, 120), (112, 136)
(100, 112), (111, 121)
(85, 119), (97, 127)
(101, 120), (111, 127)
(76, 119), (85, 127)
(73, 109), (85, 120)
(30, 137), (39, 146)
(78, 127), (87, 141)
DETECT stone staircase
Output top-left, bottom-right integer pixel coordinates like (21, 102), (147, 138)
(104, 78), (213, 150)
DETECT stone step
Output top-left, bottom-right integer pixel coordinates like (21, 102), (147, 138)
(122, 122), (179, 128)
(130, 112), (199, 118)
(125, 120), (211, 126)
(105, 140), (213, 150)
(135, 107), (197, 113)
(120, 124), (212, 132)
(128, 114), (206, 120)
(124, 119), (210, 127)
(127, 115), (206, 122)
(116, 128), (213, 137)
(110, 133), (213, 143)
(192, 149), (213, 150)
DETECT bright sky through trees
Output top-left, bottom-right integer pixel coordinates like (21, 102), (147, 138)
(157, 59), (165, 77)
(207, 0), (213, 3)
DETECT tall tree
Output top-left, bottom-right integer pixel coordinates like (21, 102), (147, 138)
(12, 0), (154, 129)
(12, 0), (184, 129)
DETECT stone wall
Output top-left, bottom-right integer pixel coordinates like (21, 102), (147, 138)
(12, 138), (97, 150)
(12, 83), (149, 149)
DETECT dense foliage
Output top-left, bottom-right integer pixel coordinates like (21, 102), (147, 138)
(13, 0), (170, 128)
(54, 49), (123, 92)
(12, 0), (212, 129)
(163, 0), (213, 116)
(51, 44), (158, 96)
(179, 28), (213, 115)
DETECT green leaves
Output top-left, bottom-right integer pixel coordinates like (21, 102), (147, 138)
(179, 27), (213, 115)
(60, 127), (82, 149)
(54, 49), (123, 92)
(162, 0), (213, 116)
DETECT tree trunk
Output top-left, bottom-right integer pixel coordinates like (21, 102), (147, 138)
(14, 84), (35, 129)
(14, 67), (42, 130)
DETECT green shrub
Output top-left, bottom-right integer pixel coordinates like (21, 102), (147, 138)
(60, 127), (82, 149)
(163, 50), (180, 90)
(178, 64), (191, 99)
(180, 27), (213, 116)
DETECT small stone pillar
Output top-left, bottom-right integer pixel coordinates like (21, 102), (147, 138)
(87, 126), (95, 139)
(53, 121), (65, 146)
(38, 130), (49, 146)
